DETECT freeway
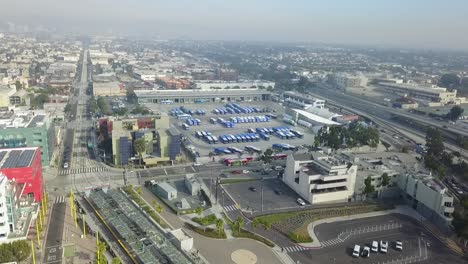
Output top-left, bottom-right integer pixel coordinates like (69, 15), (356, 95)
(307, 84), (468, 160)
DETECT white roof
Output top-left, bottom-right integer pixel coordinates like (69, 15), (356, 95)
(293, 109), (340, 125)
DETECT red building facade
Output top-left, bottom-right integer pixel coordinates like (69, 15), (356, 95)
(0, 147), (43, 202)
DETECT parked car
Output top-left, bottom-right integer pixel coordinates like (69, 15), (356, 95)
(371, 241), (379, 252)
(231, 170), (243, 174)
(249, 187), (257, 192)
(274, 189), (283, 195)
(352, 245), (361, 257)
(220, 173), (229, 178)
(380, 240), (388, 253)
(361, 246), (370, 258)
(395, 240), (403, 251)
(296, 198), (306, 206)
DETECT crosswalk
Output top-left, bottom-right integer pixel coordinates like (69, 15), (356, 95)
(223, 205), (238, 212)
(283, 245), (307, 253)
(321, 237), (344, 247)
(54, 196), (66, 204)
(60, 167), (109, 175)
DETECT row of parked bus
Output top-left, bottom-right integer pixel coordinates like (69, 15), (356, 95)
(229, 115), (270, 123)
(171, 106), (206, 116)
(219, 133), (261, 144)
(195, 131), (219, 144)
(272, 143), (298, 151)
(214, 145), (263, 155)
(213, 103), (266, 115)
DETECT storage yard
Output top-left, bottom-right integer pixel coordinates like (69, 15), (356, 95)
(145, 102), (315, 157)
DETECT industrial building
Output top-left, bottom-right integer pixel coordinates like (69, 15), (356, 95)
(397, 173), (454, 228)
(193, 80), (275, 90)
(135, 89), (271, 104)
(283, 91), (325, 110)
(283, 151), (357, 204)
(0, 147), (43, 202)
(330, 74), (368, 89)
(377, 82), (461, 105)
(0, 111), (55, 166)
(0, 173), (39, 244)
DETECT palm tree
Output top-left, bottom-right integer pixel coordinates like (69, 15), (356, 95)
(216, 219), (224, 234)
(134, 138), (146, 165)
(235, 217), (244, 233)
(252, 218), (260, 228)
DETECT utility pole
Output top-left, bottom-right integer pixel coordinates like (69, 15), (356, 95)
(261, 178), (264, 212)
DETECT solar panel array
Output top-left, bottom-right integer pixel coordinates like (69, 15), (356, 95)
(1, 149), (36, 168)
(0, 151), (7, 164)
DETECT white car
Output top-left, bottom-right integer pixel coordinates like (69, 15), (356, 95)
(380, 240), (388, 253)
(395, 240), (403, 251)
(63, 162), (69, 169)
(296, 198), (306, 206)
(352, 245), (361, 257)
(361, 246), (370, 258)
(371, 241), (379, 252)
(193, 162), (203, 166)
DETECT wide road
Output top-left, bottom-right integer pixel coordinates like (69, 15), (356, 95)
(308, 84), (468, 160)
(42, 201), (66, 264)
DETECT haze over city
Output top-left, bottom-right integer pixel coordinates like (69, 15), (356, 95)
(1, 0), (468, 50)
(1, 1), (468, 264)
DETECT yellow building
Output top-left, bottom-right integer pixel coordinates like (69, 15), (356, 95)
(0, 86), (16, 108)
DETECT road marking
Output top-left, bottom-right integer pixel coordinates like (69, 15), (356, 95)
(54, 196), (66, 204)
(223, 205), (238, 212)
(365, 232), (401, 240)
(164, 168), (168, 175)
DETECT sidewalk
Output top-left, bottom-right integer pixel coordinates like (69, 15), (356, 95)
(62, 199), (99, 264)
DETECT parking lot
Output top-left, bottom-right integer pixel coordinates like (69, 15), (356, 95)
(222, 178), (304, 213)
(290, 214), (465, 264)
(144, 101), (315, 156)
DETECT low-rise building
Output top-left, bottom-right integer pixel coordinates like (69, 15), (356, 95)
(0, 111), (55, 166)
(283, 91), (325, 110)
(377, 82), (461, 105)
(397, 173), (454, 228)
(169, 229), (194, 251)
(194, 80), (274, 90)
(156, 182), (177, 200)
(283, 151), (357, 204)
(184, 174), (201, 196)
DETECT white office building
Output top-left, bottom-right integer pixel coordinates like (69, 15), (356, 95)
(397, 173), (454, 226)
(283, 152), (357, 204)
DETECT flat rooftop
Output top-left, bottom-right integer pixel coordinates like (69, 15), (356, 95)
(378, 82), (450, 94)
(0, 111), (48, 129)
(0, 147), (38, 169)
(135, 88), (270, 98)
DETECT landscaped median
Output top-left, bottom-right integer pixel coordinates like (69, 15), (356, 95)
(121, 185), (169, 228)
(185, 222), (227, 239)
(223, 213), (275, 247)
(192, 214), (218, 226)
(253, 203), (393, 243)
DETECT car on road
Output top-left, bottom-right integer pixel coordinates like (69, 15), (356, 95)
(193, 162), (203, 166)
(371, 241), (379, 252)
(220, 173), (230, 178)
(273, 165), (284, 171)
(63, 162), (69, 169)
(296, 198), (306, 206)
(361, 246), (370, 258)
(352, 245), (361, 257)
(249, 187), (257, 192)
(395, 240), (403, 251)
(274, 189), (283, 195)
(231, 170), (243, 174)
(380, 240), (388, 253)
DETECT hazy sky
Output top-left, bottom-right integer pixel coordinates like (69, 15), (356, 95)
(2, 0), (468, 50)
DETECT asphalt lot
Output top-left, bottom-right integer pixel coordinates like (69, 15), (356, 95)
(144, 101), (314, 156)
(43, 202), (66, 264)
(222, 178), (304, 213)
(290, 214), (465, 264)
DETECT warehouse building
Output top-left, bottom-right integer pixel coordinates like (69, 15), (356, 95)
(135, 89), (271, 104)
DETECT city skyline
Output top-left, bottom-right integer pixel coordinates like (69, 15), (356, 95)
(1, 0), (468, 51)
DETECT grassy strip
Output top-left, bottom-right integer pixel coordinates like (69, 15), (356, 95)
(185, 223), (227, 239)
(222, 212), (234, 225)
(122, 186), (168, 228)
(219, 178), (259, 184)
(192, 214), (217, 226)
(288, 232), (313, 243)
(232, 229), (275, 247)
